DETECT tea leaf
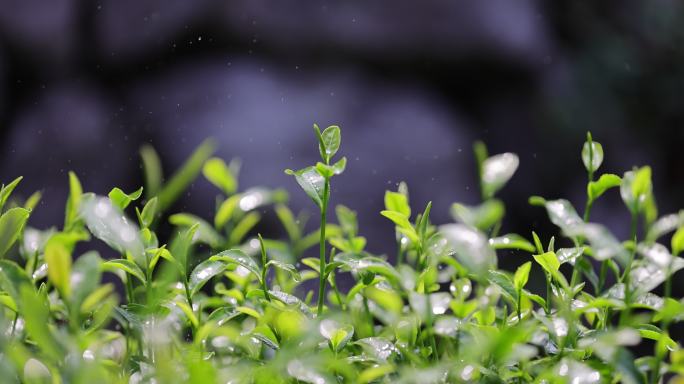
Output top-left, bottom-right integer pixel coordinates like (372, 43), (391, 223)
(203, 157), (237, 195)
(80, 195), (145, 265)
(108, 186), (143, 210)
(102, 259), (146, 285)
(157, 139), (216, 212)
(587, 173), (621, 202)
(439, 224), (496, 277)
(0, 176), (22, 212)
(481, 152), (519, 198)
(210, 249), (262, 282)
(285, 166), (325, 209)
(189, 259), (228, 297)
(0, 207), (30, 258)
(582, 137), (604, 173)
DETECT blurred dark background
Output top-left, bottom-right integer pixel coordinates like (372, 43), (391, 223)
(0, 1), (683, 281)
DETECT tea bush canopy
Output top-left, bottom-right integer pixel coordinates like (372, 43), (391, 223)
(0, 125), (683, 383)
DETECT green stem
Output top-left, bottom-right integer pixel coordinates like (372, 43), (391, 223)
(316, 178), (331, 316)
(425, 293), (439, 361)
(619, 209), (639, 326)
(258, 234), (271, 302)
(544, 274), (551, 315)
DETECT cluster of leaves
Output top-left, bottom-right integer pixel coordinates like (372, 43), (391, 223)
(0, 127), (683, 384)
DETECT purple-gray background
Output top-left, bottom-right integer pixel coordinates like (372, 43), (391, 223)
(0, 1), (683, 284)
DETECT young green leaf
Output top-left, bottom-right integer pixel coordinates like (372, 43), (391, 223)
(439, 224), (496, 277)
(481, 152), (519, 198)
(488, 234), (535, 253)
(80, 194), (145, 265)
(0, 207), (30, 258)
(188, 259), (228, 297)
(210, 249), (262, 282)
(318, 125), (341, 162)
(138, 196), (158, 228)
(108, 186), (143, 210)
(285, 166), (325, 209)
(533, 251), (560, 274)
(45, 237), (73, 297)
(102, 259), (147, 285)
(385, 190), (411, 217)
(266, 260), (302, 282)
(69, 251), (102, 310)
(319, 319), (354, 352)
(0, 176), (23, 212)
(169, 213), (223, 248)
(140, 144), (163, 199)
(214, 194), (241, 229)
(64, 171), (83, 230)
(672, 226), (684, 256)
(513, 261), (532, 291)
(581, 135), (604, 173)
(203, 157), (237, 195)
(157, 139), (216, 212)
(587, 174), (621, 202)
(621, 166), (652, 213)
(451, 199), (505, 231)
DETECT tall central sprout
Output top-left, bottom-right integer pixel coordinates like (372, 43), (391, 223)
(286, 124), (346, 315)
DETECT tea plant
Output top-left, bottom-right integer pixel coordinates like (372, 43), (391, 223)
(0, 125), (683, 383)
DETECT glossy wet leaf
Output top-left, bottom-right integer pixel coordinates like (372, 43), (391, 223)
(236, 187), (287, 213)
(102, 259), (146, 285)
(189, 259), (228, 297)
(582, 138), (604, 173)
(334, 252), (400, 282)
(355, 337), (398, 362)
(319, 319), (354, 352)
(621, 167), (652, 213)
(488, 233), (535, 253)
(317, 124), (341, 162)
(108, 186), (143, 210)
(566, 223), (626, 263)
(285, 166), (325, 209)
(266, 260), (301, 282)
(481, 152), (519, 198)
(451, 199), (505, 231)
(439, 223), (496, 277)
(202, 157), (237, 195)
(645, 211), (684, 242)
(20, 285), (63, 361)
(556, 247), (585, 265)
(0, 207), (30, 258)
(487, 270), (517, 302)
(210, 249), (262, 282)
(252, 324), (279, 350)
(544, 199), (583, 234)
(80, 195), (145, 265)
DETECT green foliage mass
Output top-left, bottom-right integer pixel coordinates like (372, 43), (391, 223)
(0, 126), (683, 383)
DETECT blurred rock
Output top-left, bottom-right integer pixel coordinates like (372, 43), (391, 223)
(0, 84), (132, 227)
(0, 0), (77, 69)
